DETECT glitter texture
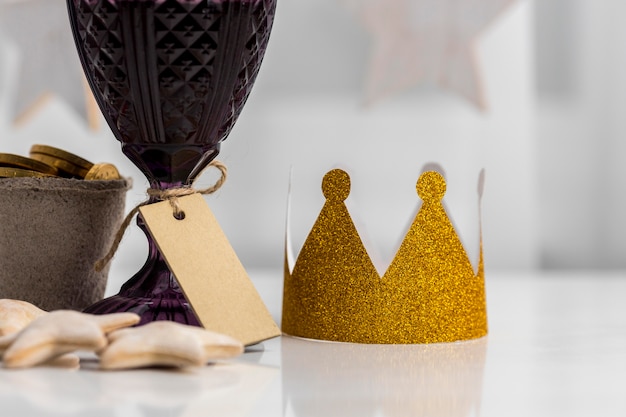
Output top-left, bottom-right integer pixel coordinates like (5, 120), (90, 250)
(282, 169), (488, 344)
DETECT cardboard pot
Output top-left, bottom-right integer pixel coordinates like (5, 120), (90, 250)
(0, 177), (130, 311)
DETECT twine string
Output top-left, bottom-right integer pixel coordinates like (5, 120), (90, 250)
(95, 160), (227, 272)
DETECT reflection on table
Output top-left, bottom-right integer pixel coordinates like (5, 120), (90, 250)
(281, 336), (487, 417)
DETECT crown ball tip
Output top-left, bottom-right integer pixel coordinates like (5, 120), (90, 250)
(417, 171), (446, 201)
(322, 169), (351, 201)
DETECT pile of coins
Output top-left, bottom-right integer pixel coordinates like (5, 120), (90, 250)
(0, 145), (120, 180)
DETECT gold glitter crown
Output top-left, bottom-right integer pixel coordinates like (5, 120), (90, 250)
(282, 168), (487, 344)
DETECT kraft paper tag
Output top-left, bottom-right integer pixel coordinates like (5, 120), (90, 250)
(139, 194), (281, 346)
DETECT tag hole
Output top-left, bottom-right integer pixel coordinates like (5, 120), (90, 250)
(173, 211), (186, 221)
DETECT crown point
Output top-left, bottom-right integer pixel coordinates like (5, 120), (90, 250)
(417, 171), (446, 201)
(322, 169), (351, 201)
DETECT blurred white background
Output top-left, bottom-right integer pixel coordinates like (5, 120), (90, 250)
(535, 0), (626, 269)
(0, 0), (624, 275)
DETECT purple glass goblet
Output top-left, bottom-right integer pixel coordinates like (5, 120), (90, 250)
(66, 0), (277, 325)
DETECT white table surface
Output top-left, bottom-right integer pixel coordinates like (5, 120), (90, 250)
(3, 269), (626, 417)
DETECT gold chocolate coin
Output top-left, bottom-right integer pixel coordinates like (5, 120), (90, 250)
(30, 152), (90, 179)
(30, 144), (94, 171)
(0, 167), (55, 178)
(0, 153), (59, 176)
(84, 163), (121, 180)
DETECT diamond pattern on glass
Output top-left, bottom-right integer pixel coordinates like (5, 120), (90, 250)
(72, 0), (276, 146)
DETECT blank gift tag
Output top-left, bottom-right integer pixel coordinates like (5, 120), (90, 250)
(139, 194), (281, 346)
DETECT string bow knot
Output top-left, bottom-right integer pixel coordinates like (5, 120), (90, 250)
(95, 160), (227, 272)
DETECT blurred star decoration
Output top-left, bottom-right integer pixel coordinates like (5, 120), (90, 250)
(0, 0), (99, 128)
(343, 0), (518, 109)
